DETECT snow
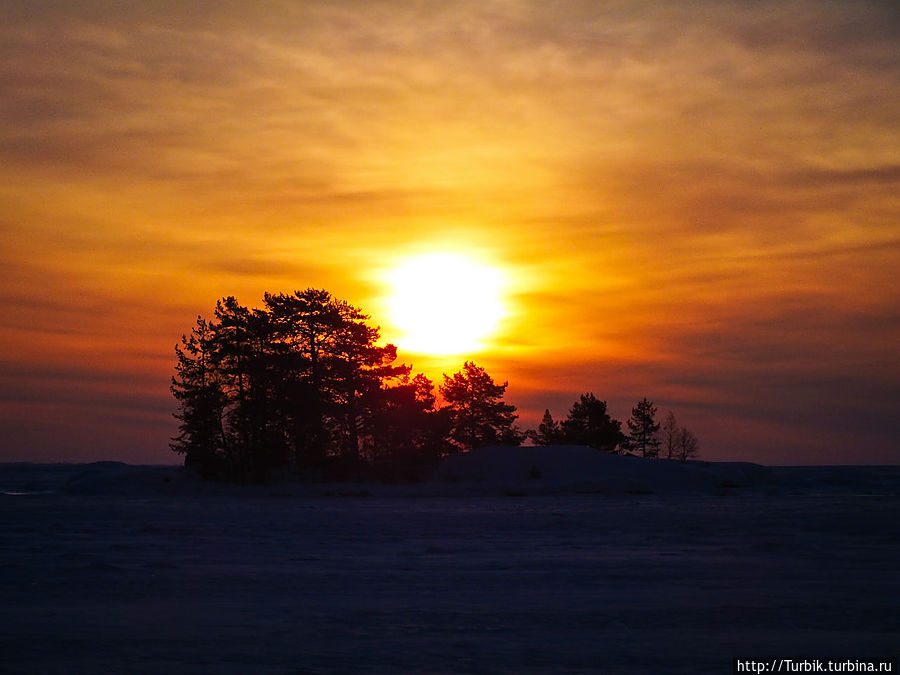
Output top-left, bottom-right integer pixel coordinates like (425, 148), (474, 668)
(436, 445), (778, 495)
(0, 450), (897, 674)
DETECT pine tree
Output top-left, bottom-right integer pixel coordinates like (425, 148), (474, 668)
(627, 397), (661, 458)
(529, 409), (563, 445)
(264, 289), (347, 467)
(561, 393), (625, 453)
(170, 316), (227, 477)
(263, 289), (408, 467)
(210, 296), (281, 481)
(439, 361), (521, 452)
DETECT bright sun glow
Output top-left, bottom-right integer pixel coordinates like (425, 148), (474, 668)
(385, 253), (506, 355)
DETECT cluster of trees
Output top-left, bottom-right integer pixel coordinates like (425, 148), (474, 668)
(170, 290), (521, 482)
(529, 396), (699, 462)
(171, 288), (698, 483)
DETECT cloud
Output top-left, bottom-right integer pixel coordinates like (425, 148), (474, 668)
(782, 165), (900, 188)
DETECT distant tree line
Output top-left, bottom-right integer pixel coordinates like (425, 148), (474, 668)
(171, 288), (697, 482)
(529, 396), (699, 462)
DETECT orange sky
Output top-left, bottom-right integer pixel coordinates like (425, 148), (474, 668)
(2, 1), (898, 464)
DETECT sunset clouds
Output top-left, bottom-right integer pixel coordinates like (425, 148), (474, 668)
(2, 1), (898, 463)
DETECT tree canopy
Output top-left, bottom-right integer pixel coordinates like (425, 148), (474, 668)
(439, 361), (522, 452)
(560, 393), (626, 453)
(172, 290), (417, 481)
(172, 292), (523, 481)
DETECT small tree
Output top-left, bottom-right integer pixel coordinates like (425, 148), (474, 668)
(661, 410), (678, 459)
(676, 426), (699, 462)
(439, 361), (521, 452)
(529, 409), (564, 445)
(170, 316), (227, 478)
(561, 393), (625, 453)
(626, 397), (661, 458)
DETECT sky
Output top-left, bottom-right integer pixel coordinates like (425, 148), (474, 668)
(1, 0), (898, 465)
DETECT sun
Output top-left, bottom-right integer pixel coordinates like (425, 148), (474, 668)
(384, 252), (507, 356)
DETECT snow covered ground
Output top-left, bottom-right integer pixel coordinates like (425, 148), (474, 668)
(1, 450), (897, 674)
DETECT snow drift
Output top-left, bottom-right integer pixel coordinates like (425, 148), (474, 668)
(436, 444), (775, 495)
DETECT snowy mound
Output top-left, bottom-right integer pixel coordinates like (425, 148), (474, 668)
(436, 445), (774, 495)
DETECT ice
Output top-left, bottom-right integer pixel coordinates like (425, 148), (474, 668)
(0, 455), (897, 674)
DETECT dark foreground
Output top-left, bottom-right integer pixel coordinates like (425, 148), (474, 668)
(0, 468), (897, 674)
